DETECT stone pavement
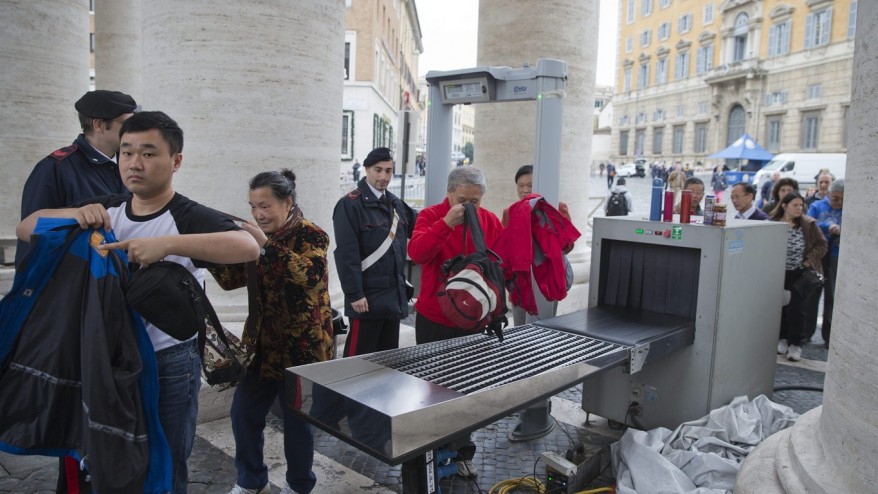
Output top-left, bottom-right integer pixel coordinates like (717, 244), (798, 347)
(0, 325), (828, 494)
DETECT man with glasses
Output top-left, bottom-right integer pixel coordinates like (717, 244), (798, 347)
(17, 90), (138, 268)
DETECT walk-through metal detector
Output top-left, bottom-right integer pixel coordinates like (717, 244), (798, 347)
(424, 58), (567, 208)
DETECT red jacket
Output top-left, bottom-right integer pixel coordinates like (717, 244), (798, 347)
(408, 198), (504, 327)
(494, 195), (580, 314)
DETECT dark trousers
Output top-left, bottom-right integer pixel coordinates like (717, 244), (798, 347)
(822, 255), (838, 343)
(231, 370), (316, 493)
(414, 314), (476, 460)
(780, 269), (807, 346)
(342, 318), (400, 357)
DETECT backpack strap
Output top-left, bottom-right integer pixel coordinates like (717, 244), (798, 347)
(462, 202), (487, 254)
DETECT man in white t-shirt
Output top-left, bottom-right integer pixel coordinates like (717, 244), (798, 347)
(17, 111), (259, 493)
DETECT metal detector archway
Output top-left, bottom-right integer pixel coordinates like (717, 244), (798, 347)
(424, 58), (567, 206)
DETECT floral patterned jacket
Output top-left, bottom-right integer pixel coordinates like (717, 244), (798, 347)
(210, 217), (333, 380)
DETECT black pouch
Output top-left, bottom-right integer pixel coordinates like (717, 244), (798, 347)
(126, 261), (205, 341)
(405, 279), (415, 301)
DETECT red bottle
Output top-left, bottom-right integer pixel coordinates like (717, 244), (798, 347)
(680, 190), (692, 224)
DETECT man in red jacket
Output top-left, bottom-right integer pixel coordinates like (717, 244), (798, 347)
(407, 167), (503, 478)
(408, 166), (504, 343)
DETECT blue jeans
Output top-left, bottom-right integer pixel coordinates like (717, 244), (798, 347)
(156, 338), (201, 494)
(231, 370), (316, 493)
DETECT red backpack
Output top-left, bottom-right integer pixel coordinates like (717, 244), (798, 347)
(438, 204), (508, 334)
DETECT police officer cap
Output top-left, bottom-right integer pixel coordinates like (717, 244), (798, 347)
(363, 147), (393, 167)
(75, 90), (139, 119)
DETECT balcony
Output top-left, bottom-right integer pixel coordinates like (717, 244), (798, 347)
(703, 59), (766, 85)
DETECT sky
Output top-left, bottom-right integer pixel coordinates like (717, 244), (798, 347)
(416, 0), (619, 87)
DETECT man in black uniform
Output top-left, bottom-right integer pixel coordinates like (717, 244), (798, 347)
(16, 89), (138, 267)
(333, 147), (416, 356)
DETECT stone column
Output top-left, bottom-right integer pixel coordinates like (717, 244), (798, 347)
(476, 0), (598, 312)
(0, 0), (89, 261)
(140, 0), (346, 306)
(735, 3), (878, 492)
(94, 0), (142, 99)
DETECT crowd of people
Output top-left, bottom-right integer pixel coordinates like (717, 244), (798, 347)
(5, 89), (846, 494)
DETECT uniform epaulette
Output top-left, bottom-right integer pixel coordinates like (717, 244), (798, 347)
(49, 144), (78, 161)
(345, 189), (362, 200)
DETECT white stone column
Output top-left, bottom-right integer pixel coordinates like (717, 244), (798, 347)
(0, 0), (89, 259)
(476, 0), (598, 312)
(140, 0), (346, 305)
(94, 0), (142, 99)
(735, 3), (878, 492)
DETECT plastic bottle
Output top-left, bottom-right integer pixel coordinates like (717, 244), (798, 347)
(650, 179), (664, 221)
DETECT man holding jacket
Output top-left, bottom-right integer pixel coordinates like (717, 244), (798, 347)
(333, 147), (416, 357)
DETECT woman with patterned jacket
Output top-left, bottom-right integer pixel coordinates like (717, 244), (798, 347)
(210, 169), (333, 494)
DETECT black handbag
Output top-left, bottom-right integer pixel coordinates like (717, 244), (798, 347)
(793, 268), (824, 298)
(126, 261), (249, 386)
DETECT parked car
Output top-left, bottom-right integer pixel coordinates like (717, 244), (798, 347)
(618, 158), (647, 178)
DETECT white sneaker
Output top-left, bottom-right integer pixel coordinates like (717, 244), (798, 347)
(777, 339), (789, 355)
(228, 484), (270, 494)
(787, 345), (803, 362)
(457, 459), (478, 478)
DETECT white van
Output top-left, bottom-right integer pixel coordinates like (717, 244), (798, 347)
(752, 153), (846, 192)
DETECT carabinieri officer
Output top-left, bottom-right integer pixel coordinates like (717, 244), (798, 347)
(332, 147), (416, 356)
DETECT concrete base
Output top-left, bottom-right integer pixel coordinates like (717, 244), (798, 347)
(735, 406), (848, 493)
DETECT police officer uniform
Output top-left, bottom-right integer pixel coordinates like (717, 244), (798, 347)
(333, 148), (416, 356)
(17, 90), (137, 267)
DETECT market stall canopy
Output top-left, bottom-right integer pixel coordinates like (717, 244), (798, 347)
(708, 133), (774, 161)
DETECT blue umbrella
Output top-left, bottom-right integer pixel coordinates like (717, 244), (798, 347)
(708, 133), (774, 161)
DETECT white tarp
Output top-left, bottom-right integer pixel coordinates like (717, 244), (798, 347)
(611, 395), (799, 494)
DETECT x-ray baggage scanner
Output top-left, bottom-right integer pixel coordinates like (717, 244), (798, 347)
(424, 58), (567, 206)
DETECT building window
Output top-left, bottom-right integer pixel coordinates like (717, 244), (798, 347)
(626, 37), (634, 53)
(89, 0), (95, 12)
(675, 51), (689, 80)
(765, 117), (782, 152)
(801, 110), (821, 150)
(698, 101), (709, 115)
(624, 67), (633, 92)
(620, 131), (630, 155)
(703, 3), (714, 24)
(655, 58), (668, 84)
(807, 84), (822, 100)
(90, 33), (95, 53)
(733, 13), (749, 62)
(638, 62), (650, 89)
(696, 44), (713, 74)
(805, 8), (833, 49)
(765, 91), (788, 106)
(642, 0), (653, 18)
(635, 129), (646, 155)
(653, 108), (666, 121)
(341, 111), (354, 160)
(727, 105), (746, 144)
(660, 0), (671, 9)
(658, 22), (671, 41)
(848, 2), (857, 39)
(344, 42), (351, 80)
(694, 123), (708, 153)
(676, 104), (685, 117)
(653, 127), (664, 154)
(678, 13), (692, 34)
(636, 112), (647, 124)
(673, 125), (684, 153)
(620, 115), (630, 126)
(640, 30), (652, 48)
(768, 20), (791, 57)
(627, 0), (636, 24)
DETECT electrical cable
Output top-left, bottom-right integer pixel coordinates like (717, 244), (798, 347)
(489, 455), (545, 494)
(573, 488), (615, 494)
(773, 384), (824, 393)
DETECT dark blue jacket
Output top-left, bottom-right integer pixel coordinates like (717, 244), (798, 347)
(16, 134), (129, 266)
(0, 219), (171, 494)
(333, 179), (416, 319)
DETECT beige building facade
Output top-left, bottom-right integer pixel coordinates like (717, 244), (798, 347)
(342, 0), (422, 176)
(611, 0), (857, 167)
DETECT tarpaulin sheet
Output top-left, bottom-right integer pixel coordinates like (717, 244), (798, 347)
(612, 395), (799, 494)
